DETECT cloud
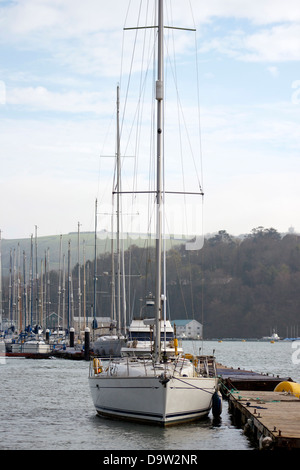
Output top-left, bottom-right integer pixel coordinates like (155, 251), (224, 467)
(200, 23), (300, 62)
(0, 0), (128, 39)
(7, 85), (110, 113)
(1, 0), (299, 89)
(1, 0), (300, 239)
(291, 80), (300, 105)
(0, 173), (97, 238)
(190, 0), (300, 25)
(242, 24), (300, 62)
(0, 79), (5, 104)
(204, 170), (300, 236)
(267, 66), (279, 77)
(0, 117), (108, 181)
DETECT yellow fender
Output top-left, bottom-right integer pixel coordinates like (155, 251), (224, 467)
(184, 353), (198, 367)
(184, 353), (194, 361)
(274, 381), (300, 398)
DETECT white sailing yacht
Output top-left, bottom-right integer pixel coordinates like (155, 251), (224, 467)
(89, 0), (220, 426)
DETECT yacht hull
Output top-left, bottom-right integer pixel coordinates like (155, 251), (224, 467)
(89, 373), (217, 425)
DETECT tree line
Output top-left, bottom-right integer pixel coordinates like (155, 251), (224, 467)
(1, 226), (300, 339)
(171, 227), (300, 339)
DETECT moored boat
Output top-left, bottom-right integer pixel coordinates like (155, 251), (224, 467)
(88, 0), (220, 426)
(7, 338), (51, 357)
(121, 318), (183, 358)
(93, 334), (126, 357)
(89, 354), (218, 425)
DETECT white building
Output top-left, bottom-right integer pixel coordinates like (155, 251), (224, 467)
(171, 319), (203, 340)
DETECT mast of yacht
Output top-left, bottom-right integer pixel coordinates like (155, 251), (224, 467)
(29, 234), (33, 330)
(0, 230), (2, 331)
(83, 239), (86, 328)
(40, 259), (43, 329)
(57, 234), (62, 330)
(23, 250), (27, 332)
(116, 86), (121, 336)
(46, 248), (50, 329)
(154, 0), (164, 363)
(9, 249), (12, 328)
(17, 244), (21, 332)
(93, 198), (98, 332)
(67, 240), (71, 331)
(62, 253), (66, 330)
(35, 225), (38, 326)
(77, 222), (82, 334)
(116, 85), (127, 336)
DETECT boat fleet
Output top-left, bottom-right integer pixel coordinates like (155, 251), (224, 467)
(0, 309), (184, 360)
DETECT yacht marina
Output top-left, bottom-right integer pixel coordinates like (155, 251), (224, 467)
(1, 0), (300, 455)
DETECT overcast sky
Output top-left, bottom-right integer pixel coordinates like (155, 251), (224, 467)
(0, 0), (300, 240)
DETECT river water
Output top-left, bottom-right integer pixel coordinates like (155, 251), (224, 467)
(1, 340), (299, 451)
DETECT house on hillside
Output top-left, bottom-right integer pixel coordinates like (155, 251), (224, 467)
(171, 319), (203, 340)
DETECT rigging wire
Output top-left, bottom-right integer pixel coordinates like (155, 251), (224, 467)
(164, 0), (206, 351)
(118, 1), (206, 342)
(189, 0), (206, 352)
(119, 1), (158, 310)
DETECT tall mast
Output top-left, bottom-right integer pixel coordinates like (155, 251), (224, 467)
(17, 244), (21, 332)
(46, 248), (50, 329)
(23, 250), (27, 331)
(93, 198), (97, 329)
(83, 239), (86, 328)
(110, 195), (115, 324)
(29, 234), (33, 329)
(154, 0), (164, 363)
(67, 240), (71, 331)
(9, 249), (12, 327)
(116, 86), (121, 336)
(77, 221), (81, 333)
(57, 234), (62, 328)
(62, 253), (66, 330)
(0, 230), (2, 331)
(40, 259), (43, 328)
(35, 225), (38, 326)
(13, 249), (16, 328)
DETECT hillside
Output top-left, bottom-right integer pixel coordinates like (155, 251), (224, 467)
(1, 226), (300, 339)
(0, 231), (183, 276)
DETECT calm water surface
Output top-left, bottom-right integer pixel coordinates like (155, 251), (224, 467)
(1, 340), (299, 450)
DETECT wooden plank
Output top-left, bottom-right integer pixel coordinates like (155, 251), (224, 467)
(228, 390), (300, 448)
(217, 363), (300, 447)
